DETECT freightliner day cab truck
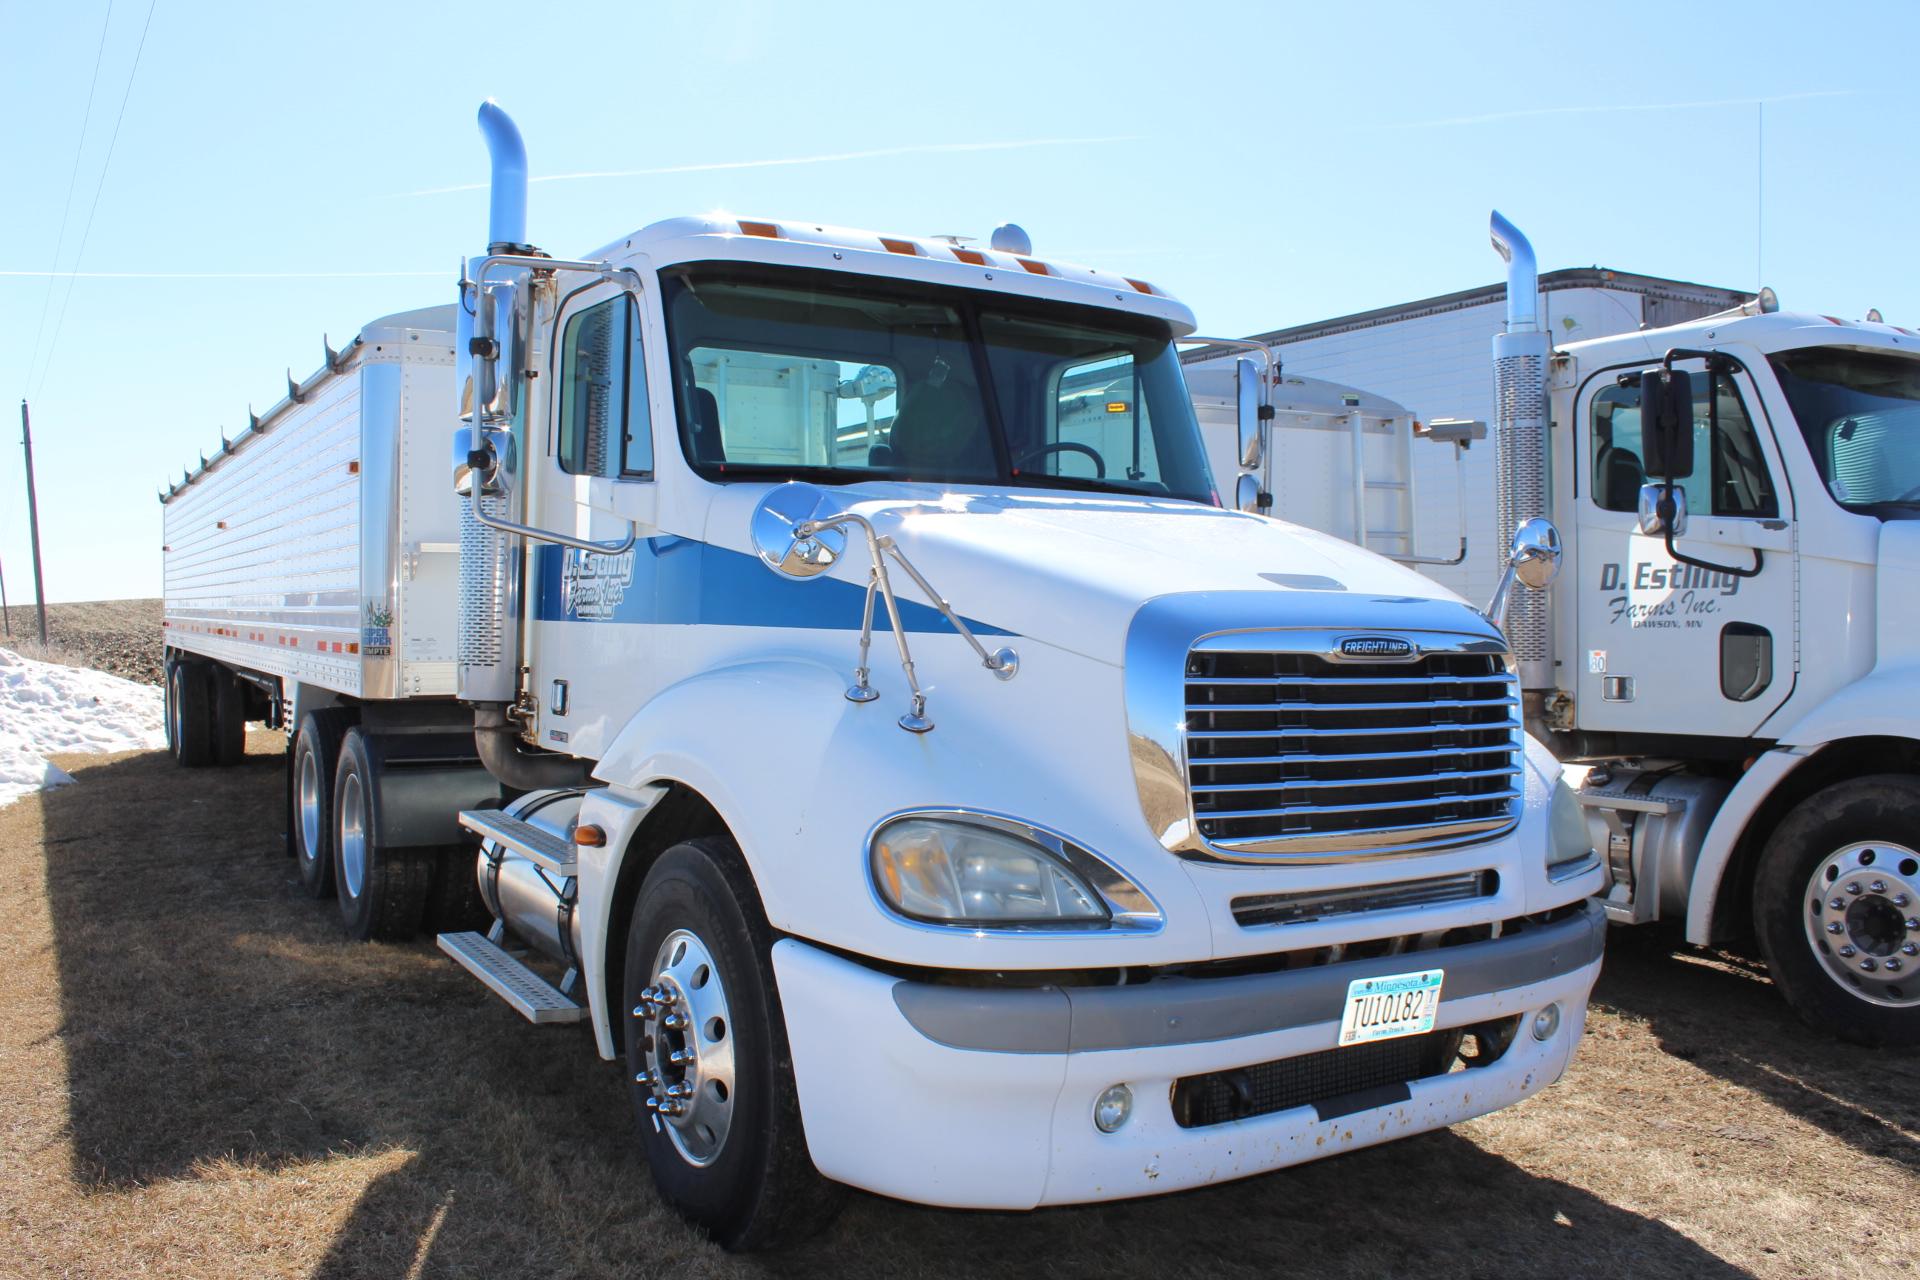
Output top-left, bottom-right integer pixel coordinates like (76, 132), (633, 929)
(157, 105), (1606, 1248)
(1202, 213), (1920, 1047)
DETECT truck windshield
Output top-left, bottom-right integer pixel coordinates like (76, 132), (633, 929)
(1771, 347), (1920, 516)
(660, 263), (1216, 503)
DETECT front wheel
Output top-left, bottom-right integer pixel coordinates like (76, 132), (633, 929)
(622, 838), (841, 1251)
(1753, 775), (1920, 1047)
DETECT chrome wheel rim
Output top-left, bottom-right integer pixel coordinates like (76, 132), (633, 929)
(634, 928), (736, 1167)
(338, 771), (368, 900)
(297, 748), (322, 864)
(1803, 840), (1920, 1008)
(168, 669), (183, 750)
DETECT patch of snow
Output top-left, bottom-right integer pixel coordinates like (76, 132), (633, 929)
(0, 647), (165, 808)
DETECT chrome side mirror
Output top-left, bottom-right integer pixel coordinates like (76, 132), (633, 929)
(1234, 473), (1260, 514)
(451, 425), (502, 497)
(1485, 517), (1562, 625)
(1637, 482), (1688, 537)
(751, 483), (848, 578)
(1236, 356), (1264, 470)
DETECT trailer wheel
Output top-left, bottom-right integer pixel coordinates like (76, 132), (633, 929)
(332, 728), (433, 942)
(1753, 774), (1920, 1047)
(289, 709), (356, 898)
(168, 661), (215, 768)
(623, 838), (842, 1251)
(211, 670), (248, 766)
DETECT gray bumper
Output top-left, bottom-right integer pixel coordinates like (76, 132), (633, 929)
(891, 900), (1605, 1054)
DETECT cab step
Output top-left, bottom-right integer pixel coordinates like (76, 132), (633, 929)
(437, 930), (586, 1024)
(458, 807), (577, 876)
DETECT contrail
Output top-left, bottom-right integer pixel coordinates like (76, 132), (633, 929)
(0, 269), (445, 279)
(398, 135), (1142, 197)
(1390, 89), (1854, 129)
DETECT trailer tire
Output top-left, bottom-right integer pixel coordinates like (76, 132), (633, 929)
(422, 846), (490, 933)
(289, 709), (356, 898)
(212, 670), (248, 766)
(1753, 774), (1920, 1047)
(168, 661), (215, 768)
(332, 728), (433, 942)
(623, 838), (842, 1251)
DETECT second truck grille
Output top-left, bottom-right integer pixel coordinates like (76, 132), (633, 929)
(1184, 648), (1521, 857)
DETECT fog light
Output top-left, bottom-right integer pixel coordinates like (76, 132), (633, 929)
(1093, 1084), (1132, 1133)
(1531, 1003), (1562, 1041)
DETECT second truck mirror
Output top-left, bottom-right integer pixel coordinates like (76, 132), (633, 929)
(1640, 366), (1696, 479)
(1236, 357), (1263, 471)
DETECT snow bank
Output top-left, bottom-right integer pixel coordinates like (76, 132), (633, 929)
(0, 647), (166, 808)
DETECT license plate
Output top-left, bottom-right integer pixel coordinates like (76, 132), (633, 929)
(1338, 968), (1444, 1046)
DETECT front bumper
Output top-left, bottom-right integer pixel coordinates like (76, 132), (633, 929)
(773, 900), (1604, 1209)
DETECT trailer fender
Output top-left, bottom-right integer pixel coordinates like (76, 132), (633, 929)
(575, 659), (850, 1058)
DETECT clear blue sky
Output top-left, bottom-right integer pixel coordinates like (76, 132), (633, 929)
(0, 0), (1910, 603)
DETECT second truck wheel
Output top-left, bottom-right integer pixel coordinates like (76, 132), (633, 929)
(332, 727), (434, 942)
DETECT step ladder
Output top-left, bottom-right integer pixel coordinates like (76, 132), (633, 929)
(436, 806), (585, 1025)
(1345, 403), (1417, 559)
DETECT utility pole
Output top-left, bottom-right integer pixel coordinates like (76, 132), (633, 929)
(20, 400), (48, 647)
(0, 553), (10, 638)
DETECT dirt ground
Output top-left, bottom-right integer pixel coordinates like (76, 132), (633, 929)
(2, 598), (164, 685)
(0, 737), (1913, 1279)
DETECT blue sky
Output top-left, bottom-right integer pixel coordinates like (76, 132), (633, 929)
(0, 0), (1911, 602)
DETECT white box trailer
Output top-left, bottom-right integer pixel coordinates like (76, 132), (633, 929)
(1187, 268), (1748, 606)
(162, 306), (463, 703)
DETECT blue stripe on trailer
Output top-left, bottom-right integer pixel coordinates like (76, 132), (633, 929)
(531, 539), (1011, 636)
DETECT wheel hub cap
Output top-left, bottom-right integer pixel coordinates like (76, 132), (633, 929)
(338, 772), (367, 899)
(634, 928), (735, 1166)
(1805, 841), (1920, 1008)
(298, 750), (322, 862)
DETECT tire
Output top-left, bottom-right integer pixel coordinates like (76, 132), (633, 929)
(212, 670), (248, 766)
(1752, 774), (1920, 1047)
(422, 845), (491, 934)
(332, 728), (434, 942)
(163, 660), (178, 757)
(170, 662), (215, 768)
(623, 838), (842, 1251)
(289, 709), (356, 898)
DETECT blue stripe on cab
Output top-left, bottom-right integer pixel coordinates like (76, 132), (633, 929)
(532, 539), (1010, 636)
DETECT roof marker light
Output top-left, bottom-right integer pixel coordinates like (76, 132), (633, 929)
(738, 220), (781, 238)
(880, 237), (921, 257)
(951, 247), (988, 266)
(1017, 258), (1052, 276)
(1124, 278), (1156, 295)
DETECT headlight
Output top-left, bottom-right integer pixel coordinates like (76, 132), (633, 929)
(1546, 772), (1601, 882)
(869, 814), (1159, 930)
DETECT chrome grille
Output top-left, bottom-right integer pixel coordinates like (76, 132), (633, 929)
(1184, 647), (1521, 857)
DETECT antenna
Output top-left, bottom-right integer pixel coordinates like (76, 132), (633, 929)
(1756, 102), (1764, 289)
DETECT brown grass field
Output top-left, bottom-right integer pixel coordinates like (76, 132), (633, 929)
(3, 598), (165, 685)
(0, 732), (1915, 1277)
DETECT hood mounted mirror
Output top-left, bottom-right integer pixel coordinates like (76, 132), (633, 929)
(751, 483), (848, 579)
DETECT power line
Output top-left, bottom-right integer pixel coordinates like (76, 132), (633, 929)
(19, 1), (116, 399)
(29, 0), (158, 401)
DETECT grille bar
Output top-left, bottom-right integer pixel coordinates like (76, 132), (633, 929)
(1231, 869), (1497, 928)
(1184, 645), (1520, 856)
(1194, 766), (1518, 794)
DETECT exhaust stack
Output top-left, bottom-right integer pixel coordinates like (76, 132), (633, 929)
(1487, 211), (1552, 689)
(477, 99), (530, 253)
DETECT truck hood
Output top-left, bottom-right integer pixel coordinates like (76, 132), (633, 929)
(747, 484), (1490, 665)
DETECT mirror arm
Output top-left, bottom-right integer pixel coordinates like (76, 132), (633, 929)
(469, 470), (637, 556)
(881, 543), (1018, 680)
(1651, 350), (1765, 579)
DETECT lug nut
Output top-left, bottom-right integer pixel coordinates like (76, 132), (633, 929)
(1861, 958), (1879, 972)
(666, 1081), (693, 1099)
(1847, 882), (1864, 896)
(1908, 919), (1919, 931)
(661, 1099), (687, 1116)
(1904, 943), (1918, 956)
(633, 1070), (654, 1086)
(1895, 894), (1911, 907)
(1888, 958), (1904, 972)
(1871, 881), (1888, 894)
(663, 1012), (687, 1030)
(644, 1096), (660, 1111)
(1827, 922), (1844, 935)
(1840, 945), (1857, 958)
(1830, 898), (1847, 911)
(669, 1048), (695, 1066)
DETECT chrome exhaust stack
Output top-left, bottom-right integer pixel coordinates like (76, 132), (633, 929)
(456, 101), (533, 708)
(1488, 211), (1553, 690)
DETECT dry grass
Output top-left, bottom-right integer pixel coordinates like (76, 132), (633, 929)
(0, 737), (1915, 1279)
(3, 598), (164, 685)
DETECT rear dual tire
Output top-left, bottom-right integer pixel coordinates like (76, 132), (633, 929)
(166, 658), (251, 768)
(332, 727), (435, 942)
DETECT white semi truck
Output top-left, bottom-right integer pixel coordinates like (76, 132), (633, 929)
(158, 105), (1607, 1248)
(1199, 215), (1920, 1047)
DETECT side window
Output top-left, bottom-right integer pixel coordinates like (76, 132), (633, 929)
(1589, 369), (1776, 517)
(557, 296), (652, 477)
